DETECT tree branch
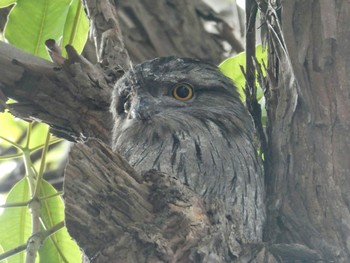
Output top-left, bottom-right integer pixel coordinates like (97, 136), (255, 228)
(64, 139), (275, 262)
(0, 41), (112, 143)
(64, 139), (210, 261)
(83, 0), (131, 81)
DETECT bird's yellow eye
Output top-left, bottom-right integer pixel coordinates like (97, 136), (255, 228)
(172, 83), (193, 101)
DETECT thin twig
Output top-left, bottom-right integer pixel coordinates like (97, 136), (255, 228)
(0, 243), (27, 261)
(0, 200), (28, 208)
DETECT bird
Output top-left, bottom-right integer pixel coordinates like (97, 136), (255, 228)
(110, 56), (265, 244)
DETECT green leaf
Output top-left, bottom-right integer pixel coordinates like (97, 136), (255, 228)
(0, 0), (16, 8)
(39, 227), (81, 263)
(30, 140), (68, 175)
(254, 44), (268, 99)
(39, 181), (63, 228)
(42, 140), (70, 170)
(38, 180), (82, 263)
(219, 44), (268, 101)
(28, 123), (48, 150)
(4, 0), (71, 60)
(219, 45), (268, 126)
(0, 179), (81, 263)
(0, 178), (31, 263)
(62, 0), (89, 56)
(0, 112), (27, 147)
(219, 50), (246, 99)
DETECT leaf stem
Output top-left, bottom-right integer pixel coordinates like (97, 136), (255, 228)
(0, 200), (28, 208)
(33, 130), (50, 198)
(39, 191), (63, 201)
(0, 135), (23, 151)
(29, 137), (63, 152)
(69, 0), (83, 45)
(0, 152), (23, 160)
(0, 191), (63, 208)
(0, 243), (27, 261)
(25, 124), (50, 263)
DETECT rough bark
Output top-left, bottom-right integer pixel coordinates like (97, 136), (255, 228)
(0, 41), (112, 143)
(264, 1), (350, 262)
(64, 139), (223, 262)
(114, 0), (240, 64)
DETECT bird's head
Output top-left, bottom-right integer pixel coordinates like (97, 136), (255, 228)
(111, 57), (252, 150)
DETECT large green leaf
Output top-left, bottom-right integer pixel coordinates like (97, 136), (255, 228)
(0, 0), (15, 8)
(0, 112), (27, 147)
(219, 50), (246, 99)
(219, 44), (267, 100)
(0, 179), (81, 263)
(41, 141), (70, 170)
(62, 0), (89, 56)
(28, 123), (47, 150)
(0, 178), (31, 263)
(39, 227), (81, 263)
(38, 180), (81, 263)
(4, 0), (71, 60)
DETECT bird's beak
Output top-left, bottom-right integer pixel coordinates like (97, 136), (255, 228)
(129, 94), (155, 121)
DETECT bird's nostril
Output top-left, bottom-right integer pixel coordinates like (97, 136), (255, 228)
(124, 100), (131, 114)
(127, 95), (155, 121)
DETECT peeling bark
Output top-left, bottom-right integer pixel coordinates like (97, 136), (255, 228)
(0, 41), (112, 143)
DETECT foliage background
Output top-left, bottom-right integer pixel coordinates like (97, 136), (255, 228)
(0, 0), (89, 261)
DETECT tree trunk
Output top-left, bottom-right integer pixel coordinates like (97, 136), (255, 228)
(264, 1), (350, 262)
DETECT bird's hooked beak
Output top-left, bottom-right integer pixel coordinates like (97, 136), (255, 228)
(129, 93), (158, 121)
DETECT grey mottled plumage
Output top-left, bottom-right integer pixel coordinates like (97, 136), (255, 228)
(111, 57), (265, 243)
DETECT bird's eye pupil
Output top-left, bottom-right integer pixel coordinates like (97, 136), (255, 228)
(176, 86), (189, 98)
(172, 83), (193, 101)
